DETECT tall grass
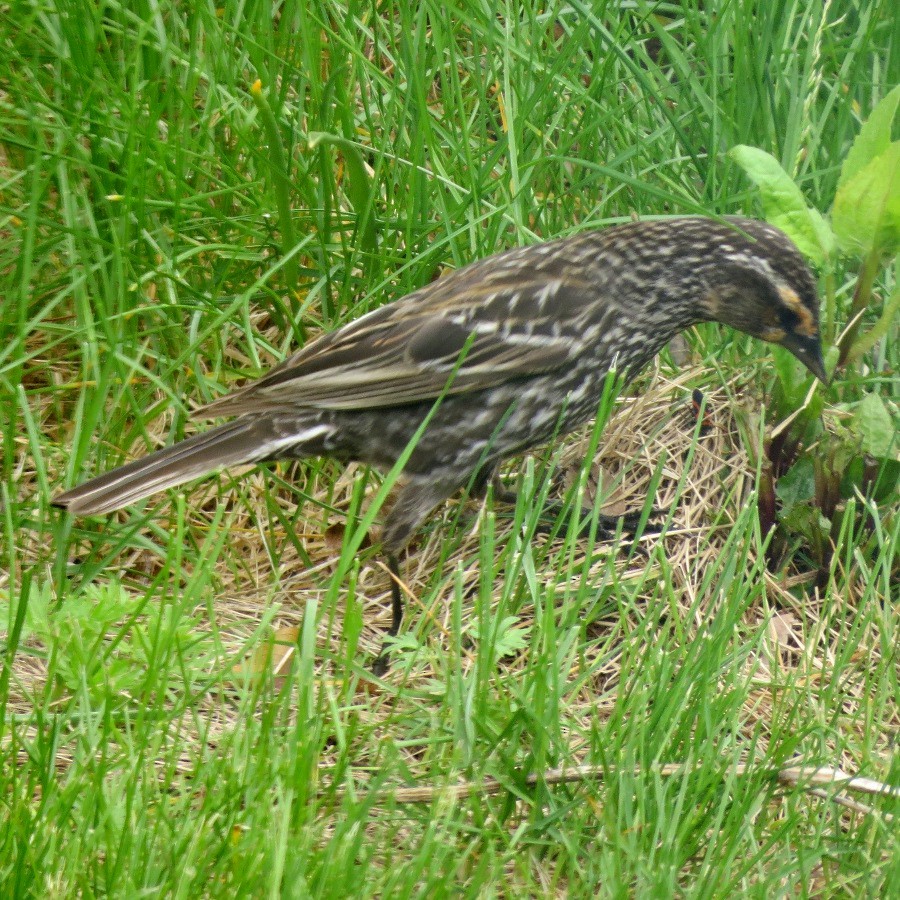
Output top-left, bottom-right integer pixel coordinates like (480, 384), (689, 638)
(1, 1), (897, 895)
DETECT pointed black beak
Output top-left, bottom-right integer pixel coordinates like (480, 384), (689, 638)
(781, 332), (829, 384)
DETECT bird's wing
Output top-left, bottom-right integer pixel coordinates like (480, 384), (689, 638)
(196, 264), (597, 416)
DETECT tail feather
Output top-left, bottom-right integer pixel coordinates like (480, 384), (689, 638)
(53, 417), (281, 516)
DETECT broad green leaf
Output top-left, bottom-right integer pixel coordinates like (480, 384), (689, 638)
(837, 84), (900, 192)
(775, 457), (815, 511)
(780, 502), (830, 545)
(839, 457), (900, 504)
(832, 142), (900, 256)
(851, 393), (898, 460)
(477, 615), (530, 657)
(728, 145), (834, 263)
(804, 207), (837, 262)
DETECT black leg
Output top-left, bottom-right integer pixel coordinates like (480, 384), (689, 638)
(386, 552), (403, 637)
(368, 474), (663, 675)
(372, 553), (403, 676)
(485, 474), (664, 539)
(530, 498), (665, 539)
(469, 466), (521, 506)
(488, 474), (520, 507)
(373, 474), (468, 675)
(468, 463), (499, 499)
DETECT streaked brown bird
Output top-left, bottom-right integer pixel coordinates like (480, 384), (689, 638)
(54, 216), (826, 663)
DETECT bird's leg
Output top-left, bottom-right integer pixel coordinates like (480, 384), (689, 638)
(469, 464), (519, 506)
(485, 471), (663, 538)
(372, 475), (464, 674)
(387, 552), (403, 636)
(534, 495), (665, 539)
(468, 463), (499, 499)
(486, 474), (520, 507)
(372, 553), (403, 677)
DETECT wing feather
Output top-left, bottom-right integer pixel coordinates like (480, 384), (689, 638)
(196, 260), (598, 417)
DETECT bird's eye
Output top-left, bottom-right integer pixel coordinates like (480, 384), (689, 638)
(779, 306), (800, 330)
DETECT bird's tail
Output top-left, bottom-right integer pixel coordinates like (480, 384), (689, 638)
(52, 417), (300, 516)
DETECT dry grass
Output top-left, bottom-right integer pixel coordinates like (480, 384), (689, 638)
(14, 366), (893, 795)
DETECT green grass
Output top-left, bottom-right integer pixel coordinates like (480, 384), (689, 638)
(2, 0), (898, 895)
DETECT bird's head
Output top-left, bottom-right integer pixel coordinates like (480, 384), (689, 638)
(699, 218), (828, 383)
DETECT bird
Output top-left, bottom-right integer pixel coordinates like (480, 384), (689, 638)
(53, 216), (826, 666)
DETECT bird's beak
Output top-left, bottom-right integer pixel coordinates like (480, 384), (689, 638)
(780, 332), (829, 384)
